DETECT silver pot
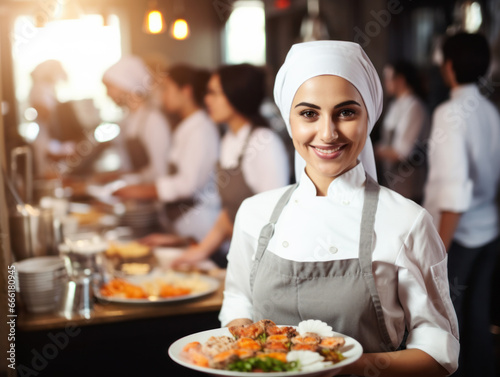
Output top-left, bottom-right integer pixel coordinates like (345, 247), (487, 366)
(9, 204), (58, 260)
(8, 146), (60, 261)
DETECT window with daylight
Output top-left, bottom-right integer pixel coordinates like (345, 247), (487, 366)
(224, 0), (266, 65)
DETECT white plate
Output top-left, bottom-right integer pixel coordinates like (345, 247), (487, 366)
(168, 327), (363, 377)
(94, 272), (220, 304)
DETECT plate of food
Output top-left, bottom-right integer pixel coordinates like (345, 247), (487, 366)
(94, 270), (220, 304)
(168, 319), (362, 376)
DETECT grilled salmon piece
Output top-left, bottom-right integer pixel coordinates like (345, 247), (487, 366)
(319, 336), (345, 350)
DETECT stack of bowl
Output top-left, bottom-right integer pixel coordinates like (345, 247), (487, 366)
(14, 256), (68, 313)
(120, 201), (159, 236)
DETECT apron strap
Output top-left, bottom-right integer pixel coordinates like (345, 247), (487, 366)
(236, 127), (255, 166)
(250, 183), (297, 291)
(359, 174), (395, 351)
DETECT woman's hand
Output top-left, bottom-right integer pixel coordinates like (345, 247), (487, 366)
(225, 318), (253, 328)
(139, 233), (190, 247)
(112, 184), (157, 200)
(170, 245), (209, 269)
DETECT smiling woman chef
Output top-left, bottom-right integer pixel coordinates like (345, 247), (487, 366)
(219, 41), (459, 376)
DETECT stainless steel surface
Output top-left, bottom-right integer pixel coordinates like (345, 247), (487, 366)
(10, 146), (33, 204)
(7, 146), (59, 261)
(9, 204), (58, 260)
(59, 275), (94, 319)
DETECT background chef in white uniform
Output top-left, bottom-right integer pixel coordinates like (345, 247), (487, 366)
(423, 32), (500, 377)
(114, 64), (220, 243)
(220, 41), (459, 376)
(142, 63), (290, 268)
(102, 55), (171, 183)
(375, 60), (430, 204)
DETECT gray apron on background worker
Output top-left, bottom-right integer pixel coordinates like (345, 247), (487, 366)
(211, 130), (255, 267)
(217, 129), (255, 223)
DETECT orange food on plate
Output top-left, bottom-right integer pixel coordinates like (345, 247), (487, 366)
(100, 278), (148, 299)
(159, 283), (191, 298)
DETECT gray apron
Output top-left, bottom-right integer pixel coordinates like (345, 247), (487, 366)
(217, 129), (255, 223)
(250, 175), (395, 354)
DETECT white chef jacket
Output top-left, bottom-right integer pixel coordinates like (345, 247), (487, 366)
(219, 124), (290, 193)
(118, 103), (171, 182)
(381, 93), (429, 159)
(156, 110), (220, 241)
(423, 84), (500, 248)
(220, 163), (459, 374)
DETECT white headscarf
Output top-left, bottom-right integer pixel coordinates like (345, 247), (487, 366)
(102, 55), (153, 96)
(274, 40), (383, 180)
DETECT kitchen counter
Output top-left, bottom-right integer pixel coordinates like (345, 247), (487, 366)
(16, 274), (225, 332)
(15, 270), (226, 377)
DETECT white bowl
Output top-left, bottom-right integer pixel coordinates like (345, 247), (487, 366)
(14, 256), (65, 274)
(153, 247), (184, 270)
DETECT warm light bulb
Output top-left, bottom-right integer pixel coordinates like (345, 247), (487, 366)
(172, 19), (189, 40)
(147, 10), (164, 34)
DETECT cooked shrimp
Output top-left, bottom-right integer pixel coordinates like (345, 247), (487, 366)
(291, 343), (318, 352)
(263, 341), (290, 352)
(235, 349), (256, 359)
(236, 337), (262, 351)
(319, 336), (345, 350)
(211, 349), (239, 369)
(182, 341), (201, 353)
(267, 334), (289, 343)
(182, 342), (210, 367)
(267, 325), (297, 338)
(229, 321), (267, 339)
(291, 333), (321, 345)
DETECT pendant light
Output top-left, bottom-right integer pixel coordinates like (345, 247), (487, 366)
(299, 0), (330, 42)
(143, 0), (166, 34)
(171, 0), (189, 40)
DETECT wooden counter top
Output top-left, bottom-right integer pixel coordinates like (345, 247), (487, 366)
(17, 273), (225, 332)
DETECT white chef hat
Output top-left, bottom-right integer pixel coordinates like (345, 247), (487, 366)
(274, 40), (383, 180)
(102, 55), (153, 97)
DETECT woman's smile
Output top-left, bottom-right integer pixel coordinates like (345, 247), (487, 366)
(310, 143), (347, 159)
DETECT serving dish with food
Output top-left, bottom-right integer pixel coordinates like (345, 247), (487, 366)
(168, 319), (362, 376)
(94, 269), (220, 304)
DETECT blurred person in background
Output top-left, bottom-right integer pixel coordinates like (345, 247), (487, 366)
(375, 60), (430, 204)
(102, 55), (171, 183)
(141, 64), (290, 268)
(28, 59), (71, 177)
(114, 64), (220, 243)
(423, 32), (500, 377)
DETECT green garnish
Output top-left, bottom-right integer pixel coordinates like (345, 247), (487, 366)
(257, 332), (267, 344)
(228, 356), (299, 372)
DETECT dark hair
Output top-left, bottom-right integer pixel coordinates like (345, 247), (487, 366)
(442, 32), (490, 84)
(216, 63), (269, 128)
(390, 60), (426, 100)
(167, 64), (210, 107)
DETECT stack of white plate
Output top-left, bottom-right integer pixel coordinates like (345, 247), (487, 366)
(120, 201), (158, 230)
(14, 256), (68, 313)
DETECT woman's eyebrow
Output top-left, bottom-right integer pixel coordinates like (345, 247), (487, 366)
(294, 102), (321, 109)
(334, 100), (361, 109)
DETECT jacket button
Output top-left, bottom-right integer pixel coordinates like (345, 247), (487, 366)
(329, 246), (338, 254)
(282, 241), (289, 248)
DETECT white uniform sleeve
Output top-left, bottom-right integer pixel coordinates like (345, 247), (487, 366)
(156, 123), (218, 202)
(242, 129), (290, 193)
(219, 199), (256, 326)
(397, 209), (460, 374)
(425, 105), (472, 213)
(393, 100), (426, 159)
(139, 112), (170, 182)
